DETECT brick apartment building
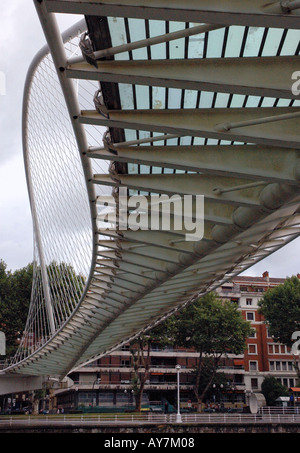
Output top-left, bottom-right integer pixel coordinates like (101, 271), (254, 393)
(219, 272), (297, 393)
(54, 272), (299, 412)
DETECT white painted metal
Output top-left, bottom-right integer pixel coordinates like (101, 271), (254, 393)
(67, 56), (300, 100)
(80, 108), (300, 149)
(44, 0), (300, 28)
(69, 23), (223, 65)
(89, 145), (300, 184)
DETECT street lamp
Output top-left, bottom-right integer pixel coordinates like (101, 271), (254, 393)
(175, 365), (182, 423)
(212, 383), (224, 406)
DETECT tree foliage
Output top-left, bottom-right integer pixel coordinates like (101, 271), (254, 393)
(172, 292), (252, 410)
(0, 259), (85, 358)
(128, 292), (252, 411)
(48, 261), (85, 301)
(258, 276), (300, 347)
(0, 260), (33, 356)
(198, 367), (232, 402)
(129, 320), (174, 411)
(258, 276), (300, 381)
(261, 376), (289, 406)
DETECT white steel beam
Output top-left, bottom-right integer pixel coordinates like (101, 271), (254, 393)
(89, 145), (300, 185)
(97, 196), (236, 226)
(98, 245), (184, 266)
(67, 56), (300, 100)
(98, 238), (195, 255)
(93, 173), (268, 207)
(95, 260), (158, 280)
(80, 107), (300, 149)
(45, 0), (300, 29)
(97, 249), (183, 271)
(69, 23), (222, 64)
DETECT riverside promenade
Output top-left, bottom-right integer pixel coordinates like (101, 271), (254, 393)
(1, 413), (300, 433)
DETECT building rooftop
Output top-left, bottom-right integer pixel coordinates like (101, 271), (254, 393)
(234, 275), (286, 284)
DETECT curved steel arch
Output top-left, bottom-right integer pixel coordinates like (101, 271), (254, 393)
(3, 0), (300, 378)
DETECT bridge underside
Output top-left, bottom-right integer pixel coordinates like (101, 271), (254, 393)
(2, 0), (300, 379)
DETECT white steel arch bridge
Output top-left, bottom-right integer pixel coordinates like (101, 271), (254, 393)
(1, 0), (300, 383)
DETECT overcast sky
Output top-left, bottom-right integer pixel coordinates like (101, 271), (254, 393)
(0, 2), (78, 272)
(0, 2), (299, 279)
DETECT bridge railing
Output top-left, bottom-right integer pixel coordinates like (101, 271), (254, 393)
(258, 406), (300, 414)
(0, 360), (10, 371)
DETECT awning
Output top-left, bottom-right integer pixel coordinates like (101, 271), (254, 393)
(234, 359), (244, 366)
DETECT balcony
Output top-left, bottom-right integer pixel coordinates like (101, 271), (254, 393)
(65, 381), (194, 392)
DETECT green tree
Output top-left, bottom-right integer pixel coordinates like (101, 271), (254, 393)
(258, 276), (300, 379)
(47, 261), (86, 319)
(0, 261), (33, 356)
(173, 292), (252, 411)
(198, 368), (231, 404)
(32, 389), (46, 415)
(129, 320), (174, 412)
(0, 260), (11, 302)
(0, 259), (85, 358)
(258, 276), (300, 346)
(261, 376), (289, 406)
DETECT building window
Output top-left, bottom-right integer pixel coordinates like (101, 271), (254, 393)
(246, 298), (252, 306)
(266, 327), (272, 338)
(248, 344), (257, 354)
(98, 393), (114, 407)
(251, 378), (258, 389)
(249, 361), (258, 371)
(78, 392), (97, 407)
(121, 359), (131, 367)
(269, 361), (295, 372)
(268, 343), (288, 354)
(246, 312), (255, 321)
(121, 345), (130, 351)
(249, 328), (256, 338)
(231, 298), (239, 305)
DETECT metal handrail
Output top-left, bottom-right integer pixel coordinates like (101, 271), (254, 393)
(1, 413), (300, 426)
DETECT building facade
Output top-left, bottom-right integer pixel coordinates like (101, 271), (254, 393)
(218, 272), (298, 394)
(55, 272), (299, 412)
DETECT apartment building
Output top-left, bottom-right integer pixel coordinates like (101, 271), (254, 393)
(218, 272), (298, 394)
(55, 272), (299, 412)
